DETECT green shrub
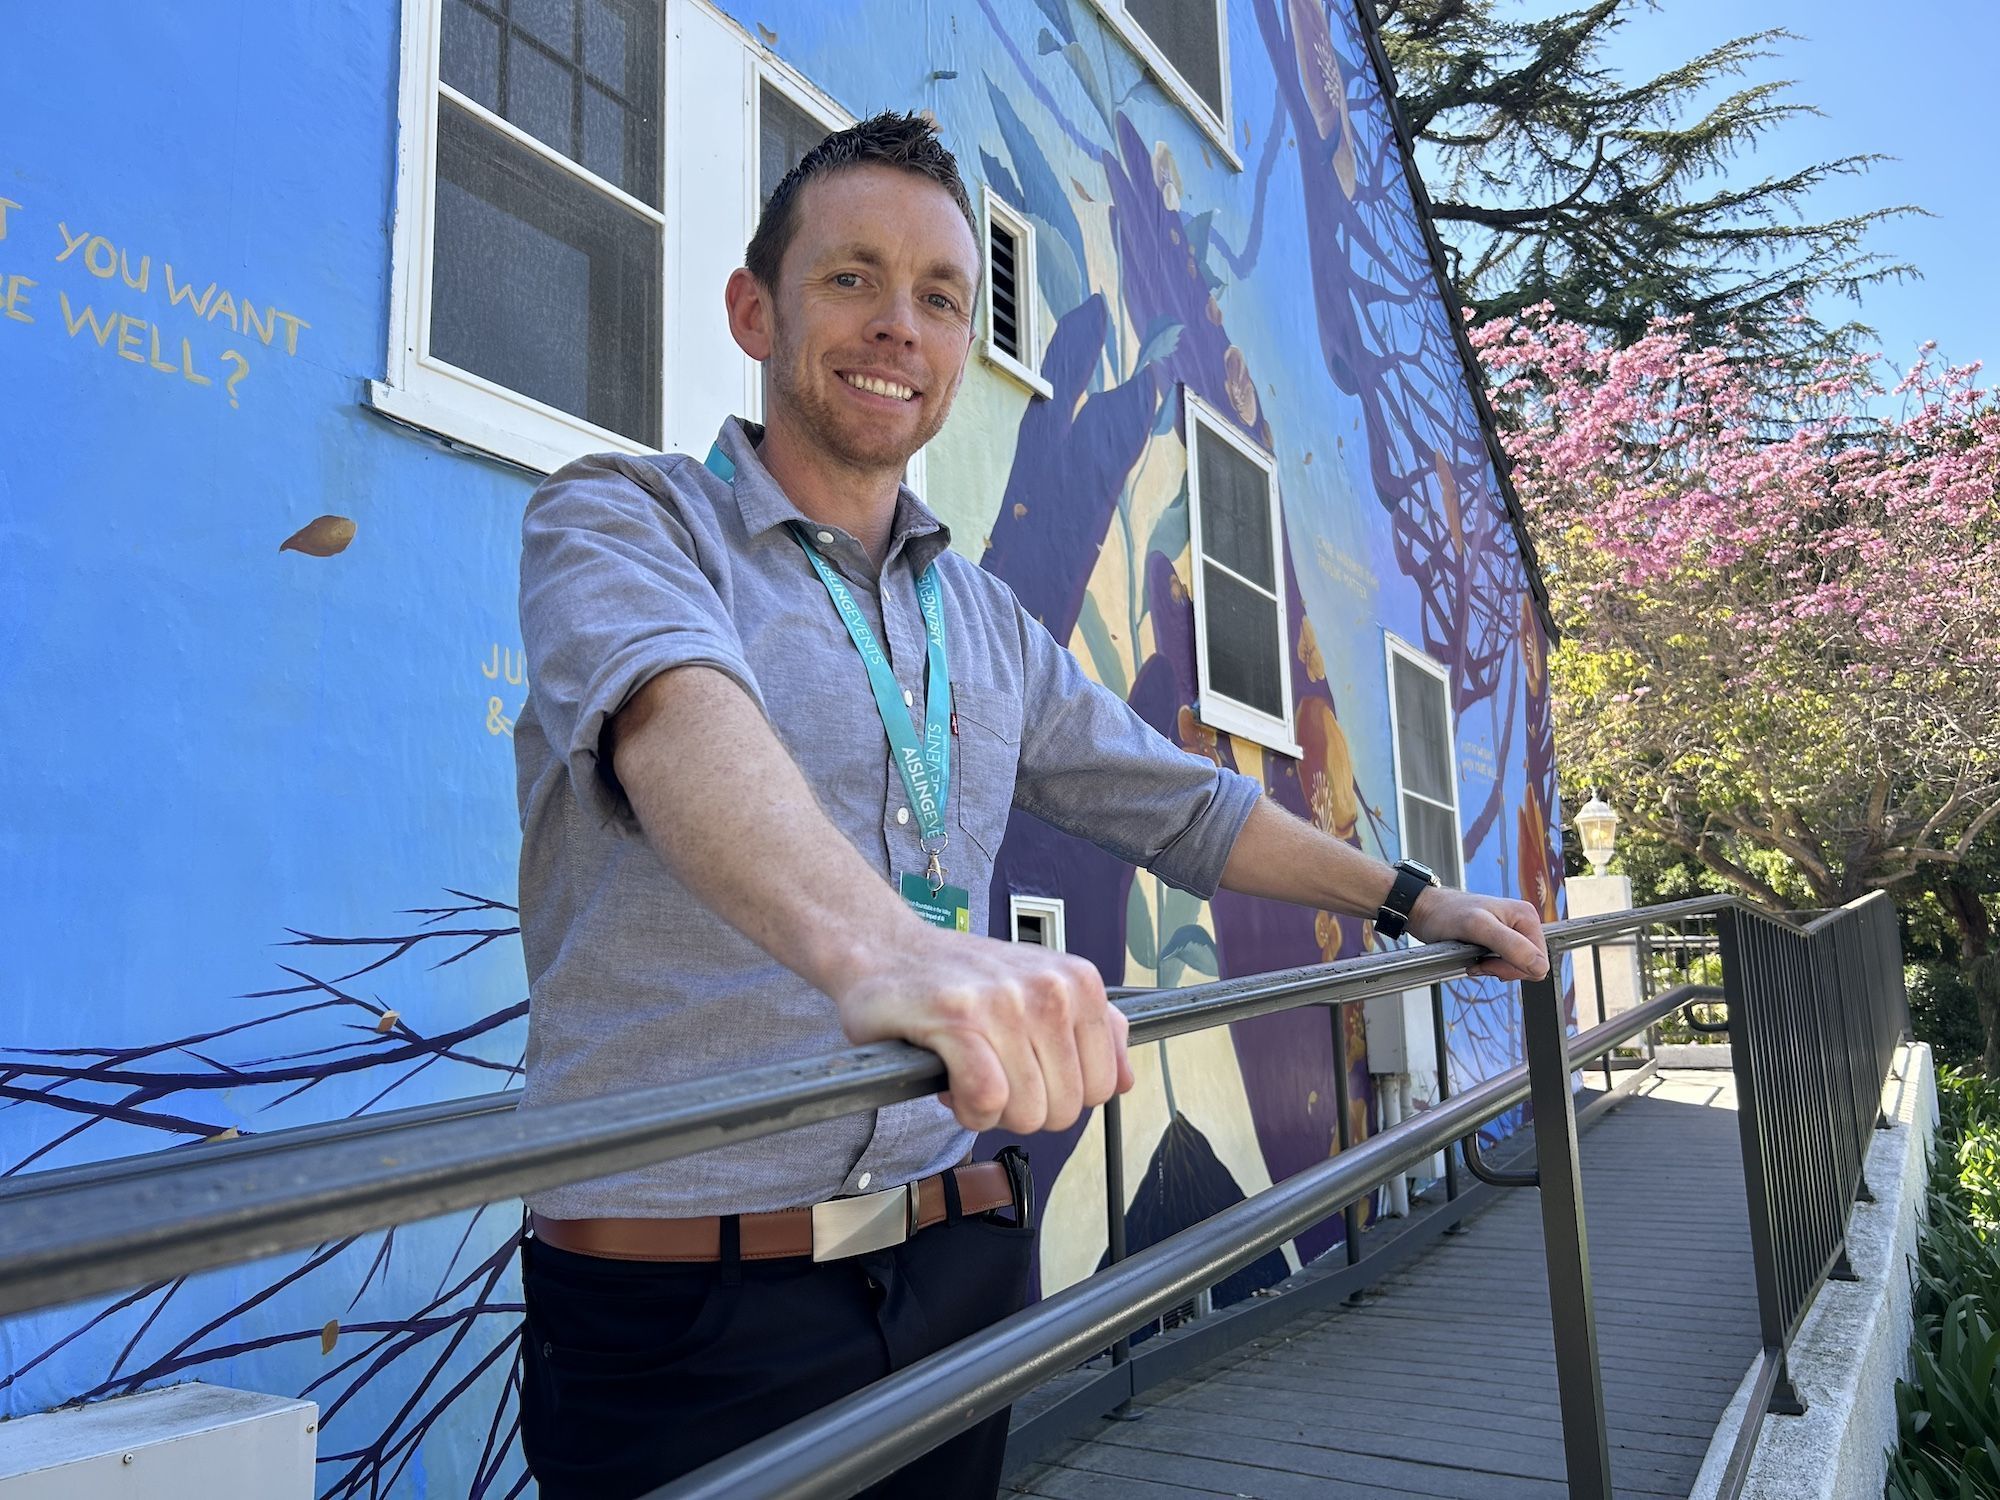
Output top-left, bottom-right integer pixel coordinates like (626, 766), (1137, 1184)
(1888, 1072), (2000, 1499)
(1908, 964), (1988, 1075)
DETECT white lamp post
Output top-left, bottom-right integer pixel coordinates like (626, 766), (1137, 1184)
(1575, 792), (1620, 875)
(1567, 791), (1640, 1028)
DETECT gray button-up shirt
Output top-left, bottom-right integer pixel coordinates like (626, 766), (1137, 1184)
(515, 417), (1262, 1218)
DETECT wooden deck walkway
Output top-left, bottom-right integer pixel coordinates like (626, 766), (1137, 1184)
(1009, 1069), (1757, 1499)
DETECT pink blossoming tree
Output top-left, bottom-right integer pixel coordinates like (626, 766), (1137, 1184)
(1473, 307), (2000, 928)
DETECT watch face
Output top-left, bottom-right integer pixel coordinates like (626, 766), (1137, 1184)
(1402, 859), (1436, 885)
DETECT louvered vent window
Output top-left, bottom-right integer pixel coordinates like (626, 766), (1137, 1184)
(980, 188), (1047, 397)
(990, 218), (1022, 359)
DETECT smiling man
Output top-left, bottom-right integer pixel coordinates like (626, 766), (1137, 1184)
(512, 112), (1548, 1500)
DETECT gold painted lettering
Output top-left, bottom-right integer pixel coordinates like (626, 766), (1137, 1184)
(58, 291), (116, 346)
(115, 312), (147, 363)
(82, 236), (117, 279)
(146, 323), (177, 373)
(54, 221), (89, 262)
(505, 649), (525, 686)
(180, 338), (211, 386)
(0, 197), (19, 240)
(273, 310), (309, 355)
(481, 644), (499, 679)
(241, 302), (275, 346)
(206, 289), (238, 331)
(119, 249), (149, 293)
(163, 264), (215, 317)
(2, 274), (33, 323)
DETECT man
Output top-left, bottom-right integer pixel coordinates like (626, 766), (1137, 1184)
(513, 112), (1548, 1499)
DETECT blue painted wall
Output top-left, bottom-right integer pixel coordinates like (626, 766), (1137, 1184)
(0, 1), (1562, 1492)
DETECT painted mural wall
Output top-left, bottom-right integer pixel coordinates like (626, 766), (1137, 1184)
(0, 0), (1563, 1493)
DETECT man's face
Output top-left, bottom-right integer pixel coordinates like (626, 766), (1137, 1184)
(753, 165), (980, 473)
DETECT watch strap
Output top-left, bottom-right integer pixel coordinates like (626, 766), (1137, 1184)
(1374, 860), (1435, 941)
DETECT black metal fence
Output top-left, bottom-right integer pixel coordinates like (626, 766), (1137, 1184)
(0, 893), (1909, 1499)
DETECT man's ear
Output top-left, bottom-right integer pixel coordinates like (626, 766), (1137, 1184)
(725, 268), (772, 362)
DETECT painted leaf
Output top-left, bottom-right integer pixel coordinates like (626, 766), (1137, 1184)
(1030, 0), (1075, 46)
(1036, 26), (1062, 54)
(320, 1318), (339, 1356)
(1059, 43), (1114, 134)
(374, 1009), (399, 1034)
(1076, 591), (1130, 701)
(1125, 880), (1156, 971)
(1146, 478), (1190, 564)
(977, 151), (1023, 216)
(1161, 923), (1220, 976)
(1104, 1113), (1291, 1314)
(280, 515), (356, 557)
(1133, 317), (1183, 374)
(983, 78), (1087, 288)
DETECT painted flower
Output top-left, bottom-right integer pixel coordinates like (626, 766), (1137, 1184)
(1434, 449), (1465, 556)
(1152, 139), (1183, 212)
(1296, 617), (1326, 683)
(1521, 590), (1546, 695)
(1517, 784), (1559, 924)
(1296, 697), (1359, 840)
(1177, 705), (1222, 765)
(1288, 0), (1358, 197)
(1224, 345), (1259, 428)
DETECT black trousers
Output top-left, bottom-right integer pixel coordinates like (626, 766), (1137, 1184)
(519, 1193), (1035, 1499)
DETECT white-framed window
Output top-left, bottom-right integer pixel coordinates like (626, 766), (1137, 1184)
(1081, 0), (1237, 166)
(1384, 635), (1465, 889)
(980, 188), (1050, 400)
(369, 0), (854, 475)
(1010, 894), (1068, 951)
(1185, 389), (1298, 757)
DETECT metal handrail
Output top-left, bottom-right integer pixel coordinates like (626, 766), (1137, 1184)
(657, 989), (1694, 1500)
(0, 901), (1726, 1320)
(0, 891), (1909, 1500)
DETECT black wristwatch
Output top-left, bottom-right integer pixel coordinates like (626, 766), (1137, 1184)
(1374, 858), (1438, 941)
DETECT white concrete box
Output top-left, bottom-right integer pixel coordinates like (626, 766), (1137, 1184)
(0, 1383), (317, 1499)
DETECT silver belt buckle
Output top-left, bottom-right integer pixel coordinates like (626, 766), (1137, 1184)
(810, 1181), (919, 1262)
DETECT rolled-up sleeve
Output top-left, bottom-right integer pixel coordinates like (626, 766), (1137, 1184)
(1009, 605), (1262, 898)
(520, 454), (762, 828)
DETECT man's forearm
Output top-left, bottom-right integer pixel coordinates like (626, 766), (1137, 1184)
(608, 665), (924, 997)
(605, 663), (1134, 1133)
(1217, 796), (1550, 980)
(1217, 798), (1397, 915)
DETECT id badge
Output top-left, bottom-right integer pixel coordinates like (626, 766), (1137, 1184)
(900, 872), (971, 931)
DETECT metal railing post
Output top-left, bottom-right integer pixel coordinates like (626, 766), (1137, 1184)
(1519, 969), (1613, 1500)
(1429, 982), (1461, 1212)
(1102, 1094), (1130, 1375)
(1590, 942), (1613, 1094)
(1329, 1004), (1364, 1274)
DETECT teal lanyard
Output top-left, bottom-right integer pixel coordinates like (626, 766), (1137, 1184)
(789, 524), (954, 891)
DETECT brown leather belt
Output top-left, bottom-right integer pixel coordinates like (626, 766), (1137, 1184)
(529, 1161), (1016, 1264)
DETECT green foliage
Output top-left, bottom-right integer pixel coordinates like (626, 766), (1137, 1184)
(1888, 1072), (2000, 1498)
(1911, 966), (1991, 1076)
(1378, 0), (1917, 365)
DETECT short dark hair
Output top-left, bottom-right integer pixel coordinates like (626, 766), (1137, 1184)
(745, 110), (979, 290)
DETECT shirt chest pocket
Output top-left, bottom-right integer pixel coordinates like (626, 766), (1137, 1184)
(950, 684), (1021, 863)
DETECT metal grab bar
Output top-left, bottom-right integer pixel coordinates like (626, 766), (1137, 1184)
(655, 983), (1694, 1500)
(0, 904), (1728, 1321)
(1452, 981), (1723, 1190)
(0, 893), (1909, 1500)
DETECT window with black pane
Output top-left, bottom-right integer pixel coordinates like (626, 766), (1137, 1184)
(1388, 646), (1464, 888)
(759, 80), (831, 209)
(1186, 393), (1293, 753)
(1123, 0), (1225, 118)
(432, 0), (664, 443)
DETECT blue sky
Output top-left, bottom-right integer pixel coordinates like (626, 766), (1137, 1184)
(1599, 0), (2000, 375)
